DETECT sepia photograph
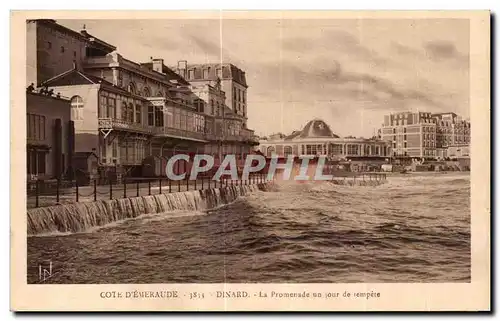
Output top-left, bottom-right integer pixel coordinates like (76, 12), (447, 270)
(11, 10), (490, 311)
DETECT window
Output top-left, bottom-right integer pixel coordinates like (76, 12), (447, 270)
(128, 103), (134, 123)
(27, 150), (47, 175)
(128, 82), (136, 94)
(284, 146), (293, 157)
(47, 42), (52, 49)
(60, 46), (65, 53)
(26, 114), (46, 141)
(404, 135), (407, 140)
(70, 96), (84, 120)
(216, 102), (221, 116)
(266, 146), (275, 157)
(135, 105), (141, 124)
(211, 99), (215, 115)
(155, 107), (164, 127)
(73, 51), (77, 58)
(404, 142), (407, 148)
(216, 68), (222, 78)
(107, 97), (116, 119)
(403, 127), (407, 133)
(203, 68), (210, 79)
(188, 69), (194, 79)
(121, 102), (128, 121)
(112, 141), (118, 158)
(148, 106), (154, 126)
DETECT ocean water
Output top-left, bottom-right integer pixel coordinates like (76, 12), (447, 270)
(27, 173), (470, 283)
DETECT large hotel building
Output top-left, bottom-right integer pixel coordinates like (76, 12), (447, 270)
(379, 111), (470, 159)
(26, 19), (258, 181)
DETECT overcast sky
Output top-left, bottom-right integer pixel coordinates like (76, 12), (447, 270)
(60, 18), (470, 138)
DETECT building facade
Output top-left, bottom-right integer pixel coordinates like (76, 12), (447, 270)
(26, 90), (75, 180)
(433, 112), (471, 159)
(258, 119), (391, 160)
(174, 62), (248, 126)
(379, 111), (470, 159)
(27, 19), (258, 180)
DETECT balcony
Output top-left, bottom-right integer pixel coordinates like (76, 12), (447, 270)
(98, 118), (155, 135)
(154, 127), (207, 142)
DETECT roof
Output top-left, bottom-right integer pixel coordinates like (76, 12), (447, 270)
(81, 30), (116, 52)
(73, 151), (98, 159)
(172, 62), (248, 88)
(285, 119), (340, 140)
(42, 68), (147, 99)
(140, 62), (190, 86)
(41, 68), (134, 97)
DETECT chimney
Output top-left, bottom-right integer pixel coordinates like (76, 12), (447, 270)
(152, 58), (164, 74)
(177, 60), (187, 78)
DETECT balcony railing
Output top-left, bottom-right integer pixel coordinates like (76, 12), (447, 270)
(98, 118), (155, 134)
(98, 118), (260, 145)
(154, 127), (207, 142)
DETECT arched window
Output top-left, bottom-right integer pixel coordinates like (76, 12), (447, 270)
(128, 82), (136, 94)
(267, 146), (275, 157)
(70, 96), (84, 120)
(283, 146), (293, 157)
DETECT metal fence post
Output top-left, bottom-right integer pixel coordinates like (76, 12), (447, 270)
(76, 179), (79, 202)
(208, 177), (211, 189)
(177, 179), (181, 192)
(194, 177), (197, 190)
(110, 180), (113, 200)
(94, 179), (97, 201)
(201, 176), (204, 190)
(56, 179), (60, 203)
(35, 180), (39, 208)
(169, 179), (172, 193)
(148, 180), (151, 196)
(136, 181), (139, 197)
(159, 179), (162, 194)
(186, 177), (189, 191)
(123, 180), (127, 198)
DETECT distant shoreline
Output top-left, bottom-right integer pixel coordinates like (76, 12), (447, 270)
(373, 171), (470, 178)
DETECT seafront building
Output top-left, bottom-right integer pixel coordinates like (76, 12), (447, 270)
(258, 119), (392, 166)
(26, 19), (258, 181)
(379, 111), (470, 160)
(26, 88), (75, 180)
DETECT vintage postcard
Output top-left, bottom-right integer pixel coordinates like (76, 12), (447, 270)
(11, 10), (490, 311)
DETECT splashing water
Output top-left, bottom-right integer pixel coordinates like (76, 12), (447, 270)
(27, 173), (470, 284)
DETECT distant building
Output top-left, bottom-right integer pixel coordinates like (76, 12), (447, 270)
(26, 90), (74, 180)
(379, 111), (470, 159)
(433, 112), (471, 159)
(258, 119), (391, 159)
